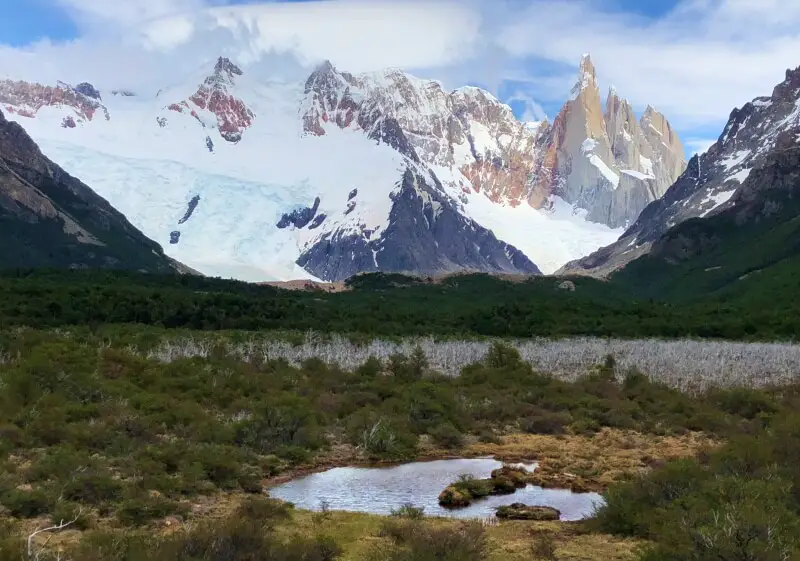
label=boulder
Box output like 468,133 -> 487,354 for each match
557,280 -> 576,291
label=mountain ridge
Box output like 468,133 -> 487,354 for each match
0,107 -> 185,272
0,54 -> 684,281
561,62 -> 800,277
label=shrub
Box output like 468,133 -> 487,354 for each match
50,501 -> 93,530
1,488 -> 53,518
477,430 -> 502,444
235,496 -> 292,529
373,520 -> 486,561
390,503 -> 425,519
429,423 -> 465,449
116,496 -> 186,526
484,342 -> 522,369
519,411 -> 571,435
63,471 -> 123,505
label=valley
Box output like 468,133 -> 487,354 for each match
3,3 -> 800,560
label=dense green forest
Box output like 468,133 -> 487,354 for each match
0,267 -> 797,340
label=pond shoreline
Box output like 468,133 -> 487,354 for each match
267,457 -> 602,520
263,429 -> 716,495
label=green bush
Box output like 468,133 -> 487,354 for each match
390,503 -> 425,519
373,520 -> 486,561
116,497 -> 186,526
428,423 -> 465,449
519,411 -> 571,435
1,488 -> 53,518
50,501 -> 93,531
63,471 -> 123,505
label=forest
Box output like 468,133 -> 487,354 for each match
0,267 -> 798,340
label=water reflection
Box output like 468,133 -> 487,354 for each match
269,458 -> 604,520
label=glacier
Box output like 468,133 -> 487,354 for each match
7,64 -> 625,280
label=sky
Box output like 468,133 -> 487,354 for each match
2,0 -> 800,156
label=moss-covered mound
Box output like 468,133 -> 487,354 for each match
438,466 -> 531,507
495,503 -> 560,521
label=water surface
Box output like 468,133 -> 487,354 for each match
269,458 -> 603,520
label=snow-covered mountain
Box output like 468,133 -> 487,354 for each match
561,63 -> 800,277
0,54 -> 682,281
527,55 -> 686,230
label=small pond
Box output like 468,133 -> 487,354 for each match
269,458 -> 604,520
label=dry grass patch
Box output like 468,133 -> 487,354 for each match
464,429 -> 718,491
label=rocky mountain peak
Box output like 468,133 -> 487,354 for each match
578,54 -> 597,81
0,79 -> 109,123
771,64 -> 800,101
164,55 -> 255,143
214,57 -> 243,80
527,55 -> 686,229
561,63 -> 800,277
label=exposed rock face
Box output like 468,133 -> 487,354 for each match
0,108 -> 178,271
303,57 -> 682,230
0,79 -> 110,122
301,62 -> 545,205
297,168 -> 541,281
75,82 -> 101,100
561,64 -> 800,276
166,57 -> 255,143
178,195 -> 201,225
528,55 -> 686,229
277,197 -> 322,229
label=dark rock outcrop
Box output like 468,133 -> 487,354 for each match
74,82 -> 101,100
298,169 -> 541,281
178,195 -> 200,225
277,197 -> 321,229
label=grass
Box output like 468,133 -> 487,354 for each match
9,503 -> 643,561
462,430 -> 718,491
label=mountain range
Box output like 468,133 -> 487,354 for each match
0,54 -> 686,281
562,62 -> 800,279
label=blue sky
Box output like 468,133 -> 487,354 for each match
1,0 -> 77,45
2,0 -> 798,157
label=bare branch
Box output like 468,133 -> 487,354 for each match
27,509 -> 82,561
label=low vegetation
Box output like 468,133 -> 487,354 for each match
146,332 -> 800,391
2,327 -> 800,559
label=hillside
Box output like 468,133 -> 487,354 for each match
0,108 -> 181,272
613,144 -> 800,305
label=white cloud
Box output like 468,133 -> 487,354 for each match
53,0 -> 207,32
494,0 -> 800,129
